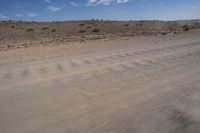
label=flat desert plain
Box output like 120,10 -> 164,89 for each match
0,20 -> 200,133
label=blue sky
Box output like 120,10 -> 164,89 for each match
0,0 -> 200,21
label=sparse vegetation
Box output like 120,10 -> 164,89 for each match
161,32 -> 168,35
26,28 -> 34,32
184,28 -> 189,31
124,24 -> 129,27
1,20 -> 200,51
92,28 -> 100,33
41,27 -> 49,30
79,23 -> 85,26
78,30 -> 86,33
173,31 -> 178,34
51,29 -> 57,32
11,25 -> 15,28
182,25 -> 190,31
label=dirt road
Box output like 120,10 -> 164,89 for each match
1,31 -> 200,133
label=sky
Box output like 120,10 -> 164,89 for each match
0,0 -> 200,21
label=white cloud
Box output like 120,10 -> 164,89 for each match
44,0 -> 52,3
88,0 -> 97,4
69,2 -> 80,6
87,0 -> 129,6
99,0 -> 114,5
47,6 -> 61,12
87,0 -> 112,6
117,0 -> 128,4
0,14 -> 9,19
26,12 -> 38,17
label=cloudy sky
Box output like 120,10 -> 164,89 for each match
0,0 -> 200,21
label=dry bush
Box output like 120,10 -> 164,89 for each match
26,28 -> 34,32
11,25 -> 15,28
41,27 -> 49,30
124,24 -> 129,27
51,29 -> 57,32
161,32 -> 168,35
173,31 -> 178,34
78,30 -> 86,33
92,28 -> 100,33
79,23 -> 85,26
182,25 -> 190,31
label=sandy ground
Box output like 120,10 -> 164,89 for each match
0,30 -> 200,133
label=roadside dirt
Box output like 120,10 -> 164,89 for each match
0,31 -> 200,133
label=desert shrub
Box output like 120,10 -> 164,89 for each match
7,44 -> 13,48
182,25 -> 190,31
79,23 -> 85,26
173,31 -> 179,34
86,26 -> 91,29
78,30 -> 86,33
11,25 -> 15,28
161,32 -> 167,35
51,29 -> 57,32
41,27 -> 49,30
92,28 -> 100,33
183,28 -> 189,31
124,24 -> 129,27
26,28 -> 34,32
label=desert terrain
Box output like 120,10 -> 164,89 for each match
0,20 -> 200,133
0,20 -> 200,51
